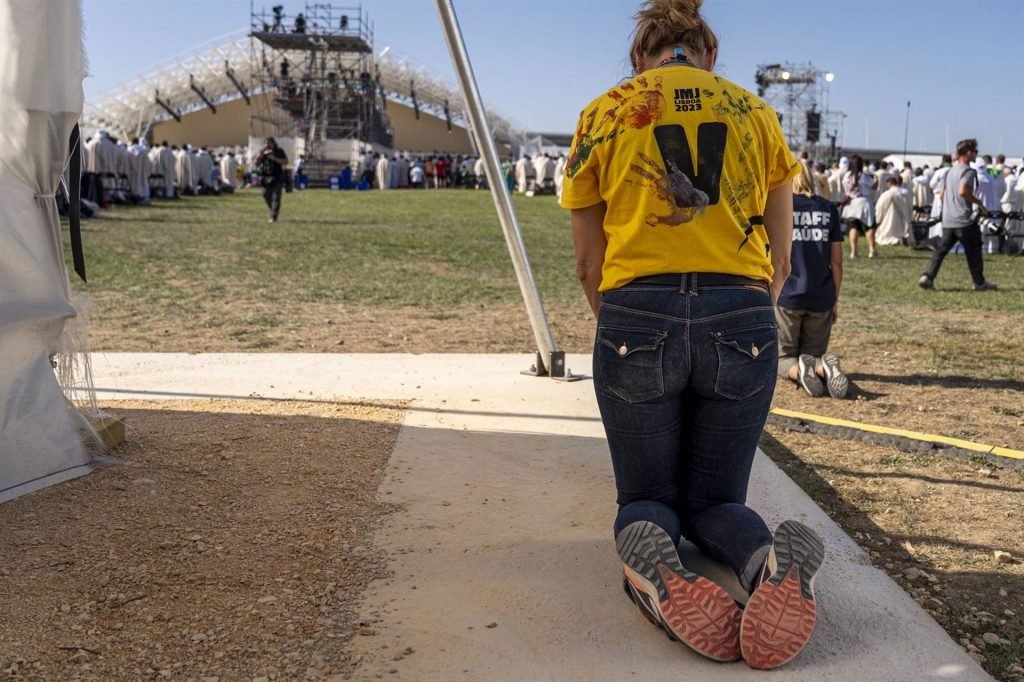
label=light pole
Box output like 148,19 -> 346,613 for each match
823,71 -> 834,159
902,101 -> 911,165
824,71 -> 834,118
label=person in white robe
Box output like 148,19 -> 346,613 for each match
973,160 -> 1000,211
375,154 -> 390,190
911,171 -> 934,241
187,146 -> 201,191
532,154 -> 547,187
174,146 -> 194,195
998,167 -> 1021,251
541,154 -> 556,191
828,158 -> 848,203
897,178 -> 913,243
158,142 -> 177,198
899,162 -> 913,191
195,147 -> 214,188
927,155 -> 953,241
871,163 -> 892,204
112,142 -> 132,202
971,160 -> 1003,254
514,155 -> 530,193
84,130 -> 116,175
874,177 -> 910,246
912,171 -> 933,214
147,145 -> 162,195
1004,167 -> 1024,252
473,157 -> 485,188
554,154 -> 566,200
220,153 -> 238,190
126,137 -> 150,200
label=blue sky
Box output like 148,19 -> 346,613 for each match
84,1 -> 1024,157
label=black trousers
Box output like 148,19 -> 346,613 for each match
262,181 -> 283,219
923,224 -> 985,285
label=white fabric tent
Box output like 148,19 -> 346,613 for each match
0,0 -> 92,503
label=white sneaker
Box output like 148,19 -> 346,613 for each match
820,353 -> 849,399
797,355 -> 825,397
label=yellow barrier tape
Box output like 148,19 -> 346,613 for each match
769,407 -> 1024,461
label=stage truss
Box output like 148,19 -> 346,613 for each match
755,62 -> 846,159
83,18 -> 522,153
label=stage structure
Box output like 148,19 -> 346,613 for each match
83,18 -> 523,174
249,3 -> 391,180
755,62 -> 846,159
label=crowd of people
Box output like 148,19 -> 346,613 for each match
77,130 -> 249,212
70,131 -> 581,229
803,150 -> 1024,259
349,149 -> 568,196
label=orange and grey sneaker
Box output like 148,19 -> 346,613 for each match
616,521 -> 742,662
740,520 -> 824,670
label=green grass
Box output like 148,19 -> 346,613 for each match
69,189 -> 1024,310
840,244 -> 1024,313
66,190 -> 581,313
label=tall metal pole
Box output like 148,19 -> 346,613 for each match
433,0 -> 558,374
902,101 -> 911,164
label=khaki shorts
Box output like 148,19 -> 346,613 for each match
775,306 -> 833,376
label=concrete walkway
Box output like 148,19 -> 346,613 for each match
91,353 -> 989,681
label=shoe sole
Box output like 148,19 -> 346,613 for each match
798,355 -> 825,397
820,353 -> 849,399
622,576 -> 665,631
617,521 -> 741,662
740,520 -> 824,670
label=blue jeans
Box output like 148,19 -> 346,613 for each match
594,273 -> 776,588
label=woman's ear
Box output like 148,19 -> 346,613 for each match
706,46 -> 718,71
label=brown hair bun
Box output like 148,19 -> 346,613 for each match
630,0 -> 718,73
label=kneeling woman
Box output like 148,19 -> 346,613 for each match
563,0 -> 825,670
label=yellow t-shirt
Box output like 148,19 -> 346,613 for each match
561,64 -> 799,290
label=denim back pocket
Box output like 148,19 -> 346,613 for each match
711,324 -> 778,400
596,326 -> 667,403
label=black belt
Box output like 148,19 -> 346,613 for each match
629,273 -> 767,289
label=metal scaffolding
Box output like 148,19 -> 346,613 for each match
249,2 -> 390,176
82,28 -> 522,152
755,62 -> 846,159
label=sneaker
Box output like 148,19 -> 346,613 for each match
820,353 -> 849,399
918,275 -> 933,289
973,281 -> 997,291
797,355 -> 825,397
740,520 -> 825,670
617,521 -> 742,661
622,576 -> 670,633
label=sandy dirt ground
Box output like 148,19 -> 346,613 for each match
0,399 -> 404,681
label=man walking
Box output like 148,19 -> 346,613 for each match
919,139 -> 996,291
257,137 -> 288,222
